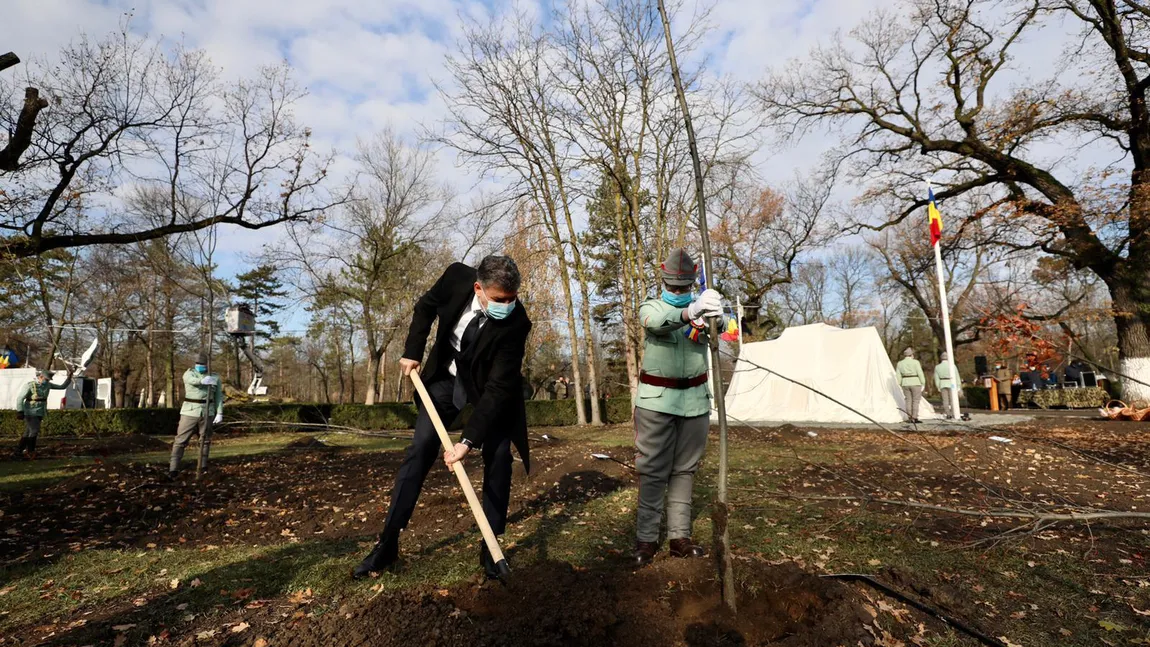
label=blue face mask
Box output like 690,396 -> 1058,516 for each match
662,289 -> 692,307
195,364 -> 207,374
482,289 -> 516,320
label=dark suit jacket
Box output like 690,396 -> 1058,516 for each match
402,263 -> 532,471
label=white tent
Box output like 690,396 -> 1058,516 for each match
720,323 -> 936,425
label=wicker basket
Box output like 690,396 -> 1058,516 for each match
1100,400 -> 1128,420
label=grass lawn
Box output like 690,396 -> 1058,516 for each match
2,423 -> 1147,646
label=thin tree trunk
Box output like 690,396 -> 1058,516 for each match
536,198 -> 588,425
365,346 -> 382,405
165,289 -> 175,408
613,185 -> 640,407
658,0 -> 735,613
552,171 -> 603,425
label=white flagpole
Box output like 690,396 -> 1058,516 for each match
736,298 -> 744,351
928,180 -> 962,419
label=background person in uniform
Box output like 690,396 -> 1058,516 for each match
631,248 -> 724,568
353,255 -> 531,581
994,362 -> 1012,410
13,368 -> 73,460
168,351 -> 223,479
896,348 -> 926,423
933,352 -> 960,419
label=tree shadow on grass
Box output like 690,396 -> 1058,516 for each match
29,537 -> 363,647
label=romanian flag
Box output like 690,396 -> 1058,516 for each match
927,188 -> 943,246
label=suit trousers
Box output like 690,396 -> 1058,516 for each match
634,407 -> 709,543
902,386 -> 923,420
382,378 -> 514,538
170,415 -> 207,472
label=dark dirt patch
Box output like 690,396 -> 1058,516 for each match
5,434 -> 172,460
265,559 -> 883,647
0,434 -> 631,565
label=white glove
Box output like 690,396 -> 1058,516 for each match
213,412 -> 223,425
200,375 -> 217,385
686,289 -> 723,320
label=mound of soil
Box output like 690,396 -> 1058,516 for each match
279,560 -> 880,647
283,435 -> 338,450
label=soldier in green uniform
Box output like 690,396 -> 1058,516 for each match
12,368 -> 73,460
933,352 -> 960,419
896,348 -> 926,423
168,351 -> 223,478
632,248 -> 724,567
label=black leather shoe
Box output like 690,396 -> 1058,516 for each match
480,543 -> 499,580
352,532 -> 399,579
669,538 -> 706,558
633,541 -> 658,568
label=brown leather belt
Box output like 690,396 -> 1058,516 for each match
185,398 -> 207,404
639,371 -> 708,389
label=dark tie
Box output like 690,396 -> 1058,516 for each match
453,312 -> 486,409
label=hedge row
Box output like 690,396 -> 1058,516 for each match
962,386 -> 991,410
0,398 -> 635,438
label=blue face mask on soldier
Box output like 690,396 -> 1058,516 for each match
481,288 -> 516,320
195,364 -> 207,374
661,289 -> 692,307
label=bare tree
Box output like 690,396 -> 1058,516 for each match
758,0 -> 1150,397
277,129 -> 450,405
0,26 -> 340,258
710,164 -> 832,340
440,11 -> 604,424
828,247 -> 876,329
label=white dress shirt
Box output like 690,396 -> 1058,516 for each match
448,294 -> 487,376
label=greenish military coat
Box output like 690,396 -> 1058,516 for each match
896,357 -> 925,387
933,362 -> 959,390
636,298 -> 711,417
15,376 -> 72,418
180,368 -> 223,417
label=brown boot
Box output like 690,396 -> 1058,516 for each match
668,538 -> 706,558
633,541 -> 658,568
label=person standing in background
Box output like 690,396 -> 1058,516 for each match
933,352 -> 960,419
168,351 -> 223,479
994,362 -> 1012,411
13,368 -> 73,460
896,348 -> 926,423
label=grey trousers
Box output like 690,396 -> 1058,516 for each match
902,386 -> 923,420
170,415 -> 207,472
939,387 -> 955,418
634,407 -> 709,543
23,416 -> 42,439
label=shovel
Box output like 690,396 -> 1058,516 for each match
409,371 -> 511,580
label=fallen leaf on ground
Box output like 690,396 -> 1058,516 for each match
1099,620 -> 1127,631
231,622 -> 249,633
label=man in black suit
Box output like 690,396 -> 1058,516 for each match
353,255 -> 532,580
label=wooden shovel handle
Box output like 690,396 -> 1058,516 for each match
409,371 -> 508,569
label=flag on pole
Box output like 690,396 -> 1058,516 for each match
927,188 -> 943,246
